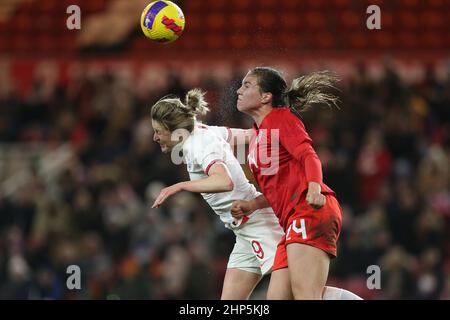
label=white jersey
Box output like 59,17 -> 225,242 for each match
182,124 -> 261,229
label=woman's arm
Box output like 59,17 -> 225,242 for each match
182,162 -> 233,193
151,162 -> 233,208
276,111 -> 326,209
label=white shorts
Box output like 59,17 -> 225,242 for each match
227,208 -> 284,275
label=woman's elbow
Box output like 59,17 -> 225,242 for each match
223,177 -> 234,192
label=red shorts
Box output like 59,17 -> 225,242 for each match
272,194 -> 342,271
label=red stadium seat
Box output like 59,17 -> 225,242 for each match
228,33 -> 250,49
278,32 -> 300,50
187,15 -> 202,33
13,13 -> 31,33
232,0 -> 251,11
397,32 -> 419,49
304,11 -> 327,31
229,13 -> 250,31
420,11 -> 445,29
38,0 -> 57,14
57,36 -> 78,52
347,33 -> 369,50
399,12 -> 419,30
206,13 -> 226,31
34,15 -> 53,33
401,0 -> 420,9
301,0 -> 325,10
429,0 -> 447,9
10,35 -> 33,53
340,11 -> 361,30
204,33 -> 226,49
381,12 -> 395,30
331,0 -> 352,9
259,0 -> 277,10
283,0 -> 301,10
35,34 -> 57,53
254,33 -> 275,50
184,0 -> 202,12
210,0 -> 227,11
373,32 -> 394,50
88,0 -> 108,13
421,32 -> 444,49
256,12 -> 276,30
361,0 -> 385,7
310,32 -> 335,50
279,11 -> 298,30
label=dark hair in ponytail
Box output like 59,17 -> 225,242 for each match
286,71 -> 340,117
249,67 -> 340,118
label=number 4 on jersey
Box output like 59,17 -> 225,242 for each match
286,218 -> 308,240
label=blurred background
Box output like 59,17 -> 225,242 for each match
0,0 -> 449,299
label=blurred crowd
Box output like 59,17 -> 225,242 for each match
0,60 -> 449,299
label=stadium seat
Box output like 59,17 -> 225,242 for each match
310,32 -> 335,50
420,11 -> 445,29
401,0 -> 420,9
421,33 -> 444,49
397,32 -> 419,49
229,13 -> 250,31
259,0 -> 278,10
206,13 -> 226,31
340,11 -> 361,30
304,11 -> 327,31
279,11 -> 298,30
256,12 -> 276,30
228,33 -> 250,49
210,0 -> 227,11
399,12 -> 419,30
374,33 -> 395,50
331,0 -> 352,9
347,33 -> 370,50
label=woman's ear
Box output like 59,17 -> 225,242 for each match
261,92 -> 272,104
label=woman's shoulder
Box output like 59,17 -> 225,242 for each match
271,107 -> 302,123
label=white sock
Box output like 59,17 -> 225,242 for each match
322,286 -> 363,300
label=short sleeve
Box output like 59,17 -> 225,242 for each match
206,125 -> 231,143
187,131 -> 227,174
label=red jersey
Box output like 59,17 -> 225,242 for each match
248,108 -> 335,229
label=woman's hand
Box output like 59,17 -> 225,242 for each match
231,200 -> 255,219
151,182 -> 185,208
306,182 -> 326,209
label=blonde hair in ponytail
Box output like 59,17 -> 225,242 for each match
184,88 -> 210,116
151,89 -> 209,132
286,71 -> 340,117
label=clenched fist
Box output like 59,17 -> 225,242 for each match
231,200 -> 255,219
306,181 -> 326,210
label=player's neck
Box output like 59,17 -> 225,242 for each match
251,105 -> 273,128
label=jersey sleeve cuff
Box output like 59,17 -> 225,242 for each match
204,159 -> 225,175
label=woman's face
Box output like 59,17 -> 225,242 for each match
236,73 -> 263,113
151,120 -> 179,153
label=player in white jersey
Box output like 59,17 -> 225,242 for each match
150,89 -> 283,299
150,89 -> 363,300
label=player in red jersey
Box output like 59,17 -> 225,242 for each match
231,67 -> 349,300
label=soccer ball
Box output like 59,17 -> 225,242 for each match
140,1 -> 185,43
